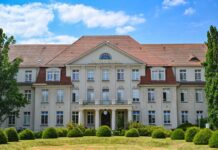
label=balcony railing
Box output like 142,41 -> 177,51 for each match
115,100 -> 128,104
83,100 -> 95,105
99,100 -> 112,105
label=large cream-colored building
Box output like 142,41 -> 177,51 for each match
0,36 -> 207,131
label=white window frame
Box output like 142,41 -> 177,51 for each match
41,89 -> 48,103
181,111 -> 188,123
148,110 -> 155,125
151,68 -> 165,81
87,112 -> 94,125
72,70 -> 79,81
195,69 -> 202,81
87,89 -> 95,101
117,69 -> 124,80
23,112 -> 30,126
25,70 -> 32,82
148,89 -> 155,102
72,111 -> 79,124
46,68 -> 60,81
56,111 -> 64,125
41,111 -> 48,125
132,69 -> 140,80
87,70 -> 94,81
117,89 -> 124,101
102,69 -> 109,81
132,111 -> 140,122
196,89 -> 203,103
102,89 -> 109,101
57,89 -> 64,103
163,88 -> 170,102
72,89 -> 79,102
163,110 -> 171,124
132,89 -> 140,102
196,110 -> 204,120
180,89 -> 188,102
24,90 -> 31,102
180,69 -> 187,81
8,112 -> 16,125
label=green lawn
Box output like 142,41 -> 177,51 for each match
0,137 -> 216,150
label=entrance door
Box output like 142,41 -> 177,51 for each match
101,111 -> 111,127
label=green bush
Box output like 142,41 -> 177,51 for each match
171,129 -> 185,140
67,127 -> 83,137
56,128 -> 68,137
177,123 -> 195,131
152,129 -> 166,139
209,130 -> 218,148
84,128 -> 96,136
193,128 -> 213,145
42,127 -> 58,139
112,130 -> 120,136
34,131 -> 42,139
0,129 -> 7,144
19,129 -> 35,140
164,129 -> 172,137
138,128 -> 150,136
96,125 -> 112,137
77,124 -> 86,134
120,130 -> 126,136
4,127 -> 19,142
125,128 -> 139,137
141,126 -> 165,136
128,122 -> 144,129
185,127 -> 200,142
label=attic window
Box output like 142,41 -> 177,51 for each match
189,56 -> 200,62
99,53 -> 112,60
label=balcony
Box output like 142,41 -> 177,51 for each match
115,100 -> 128,104
99,100 -> 112,105
83,100 -> 95,105
82,100 -> 129,105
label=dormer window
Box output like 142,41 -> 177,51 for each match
46,68 -> 60,81
151,68 -> 165,81
99,53 -> 112,60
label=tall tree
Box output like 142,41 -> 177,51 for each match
0,28 -> 28,125
204,25 -> 218,129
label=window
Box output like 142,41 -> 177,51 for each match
196,89 -> 203,102
41,89 -> 48,103
163,88 -> 170,102
46,70 -> 60,81
72,70 -> 79,81
24,90 -> 31,102
196,111 -> 203,120
180,69 -> 187,81
117,69 -> 124,80
132,89 -> 140,102
102,69 -> 109,81
180,90 -> 188,102
102,89 -> 109,101
56,111 -> 63,125
195,69 -> 201,81
148,111 -> 155,125
8,112 -> 15,125
117,89 -> 124,101
151,69 -> 165,80
72,89 -> 79,102
148,89 -> 155,102
163,111 -> 171,124
25,70 -> 32,82
87,70 -> 94,81
132,69 -> 139,80
181,111 -> 188,123
99,53 -> 112,60
23,112 -> 30,126
132,111 -> 140,122
72,111 -> 79,124
87,89 -> 94,101
87,112 -> 94,125
41,111 -> 48,125
57,89 -> 64,103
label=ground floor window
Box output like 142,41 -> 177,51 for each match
132,111 -> 140,122
72,111 -> 78,124
148,110 -> 155,125
181,111 -> 188,123
8,112 -> 15,125
56,111 -> 64,125
23,112 -> 30,126
163,110 -> 171,124
87,112 -> 94,125
41,111 -> 48,125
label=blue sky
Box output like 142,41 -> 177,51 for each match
0,0 -> 217,44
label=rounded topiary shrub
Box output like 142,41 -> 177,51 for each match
96,125 -> 111,137
185,127 -> 200,142
34,131 -> 42,139
42,127 -> 58,139
177,123 -> 195,131
193,128 -> 213,145
171,129 -> 185,140
67,127 -> 83,137
19,129 -> 35,140
152,129 -> 166,139
84,128 -> 96,136
209,130 -> 218,148
0,129 -> 8,144
56,128 -> 68,137
4,127 -> 19,142
125,128 -> 139,137
112,130 -> 120,136
138,128 -> 150,136
164,129 -> 172,137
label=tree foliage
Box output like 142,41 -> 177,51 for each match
0,28 -> 28,125
204,25 -> 218,129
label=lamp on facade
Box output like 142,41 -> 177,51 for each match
103,109 -> 108,115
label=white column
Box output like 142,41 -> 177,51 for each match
78,109 -> 84,125
128,109 -> 132,123
95,109 -> 99,129
111,109 -> 116,130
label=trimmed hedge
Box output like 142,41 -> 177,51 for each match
19,129 -> 35,140
128,122 -> 144,129
42,127 -> 58,139
34,131 -> 42,139
152,129 -> 166,139
171,129 -> 185,140
56,128 -> 68,137
164,129 -> 172,137
4,127 -> 19,142
125,128 -> 139,137
67,127 -> 83,137
96,126 -> 112,137
0,129 -> 7,144
185,127 -> 200,142
209,130 -> 218,148
177,123 -> 195,131
138,128 -> 150,136
84,128 -> 96,136
193,128 -> 213,145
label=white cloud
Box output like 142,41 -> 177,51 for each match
19,35 -> 78,44
184,7 -> 195,15
163,0 -> 186,8
53,3 -> 145,29
116,26 -> 135,34
0,3 -> 54,38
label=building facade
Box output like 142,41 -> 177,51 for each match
0,36 -> 207,131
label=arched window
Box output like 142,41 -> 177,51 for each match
99,53 -> 112,60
